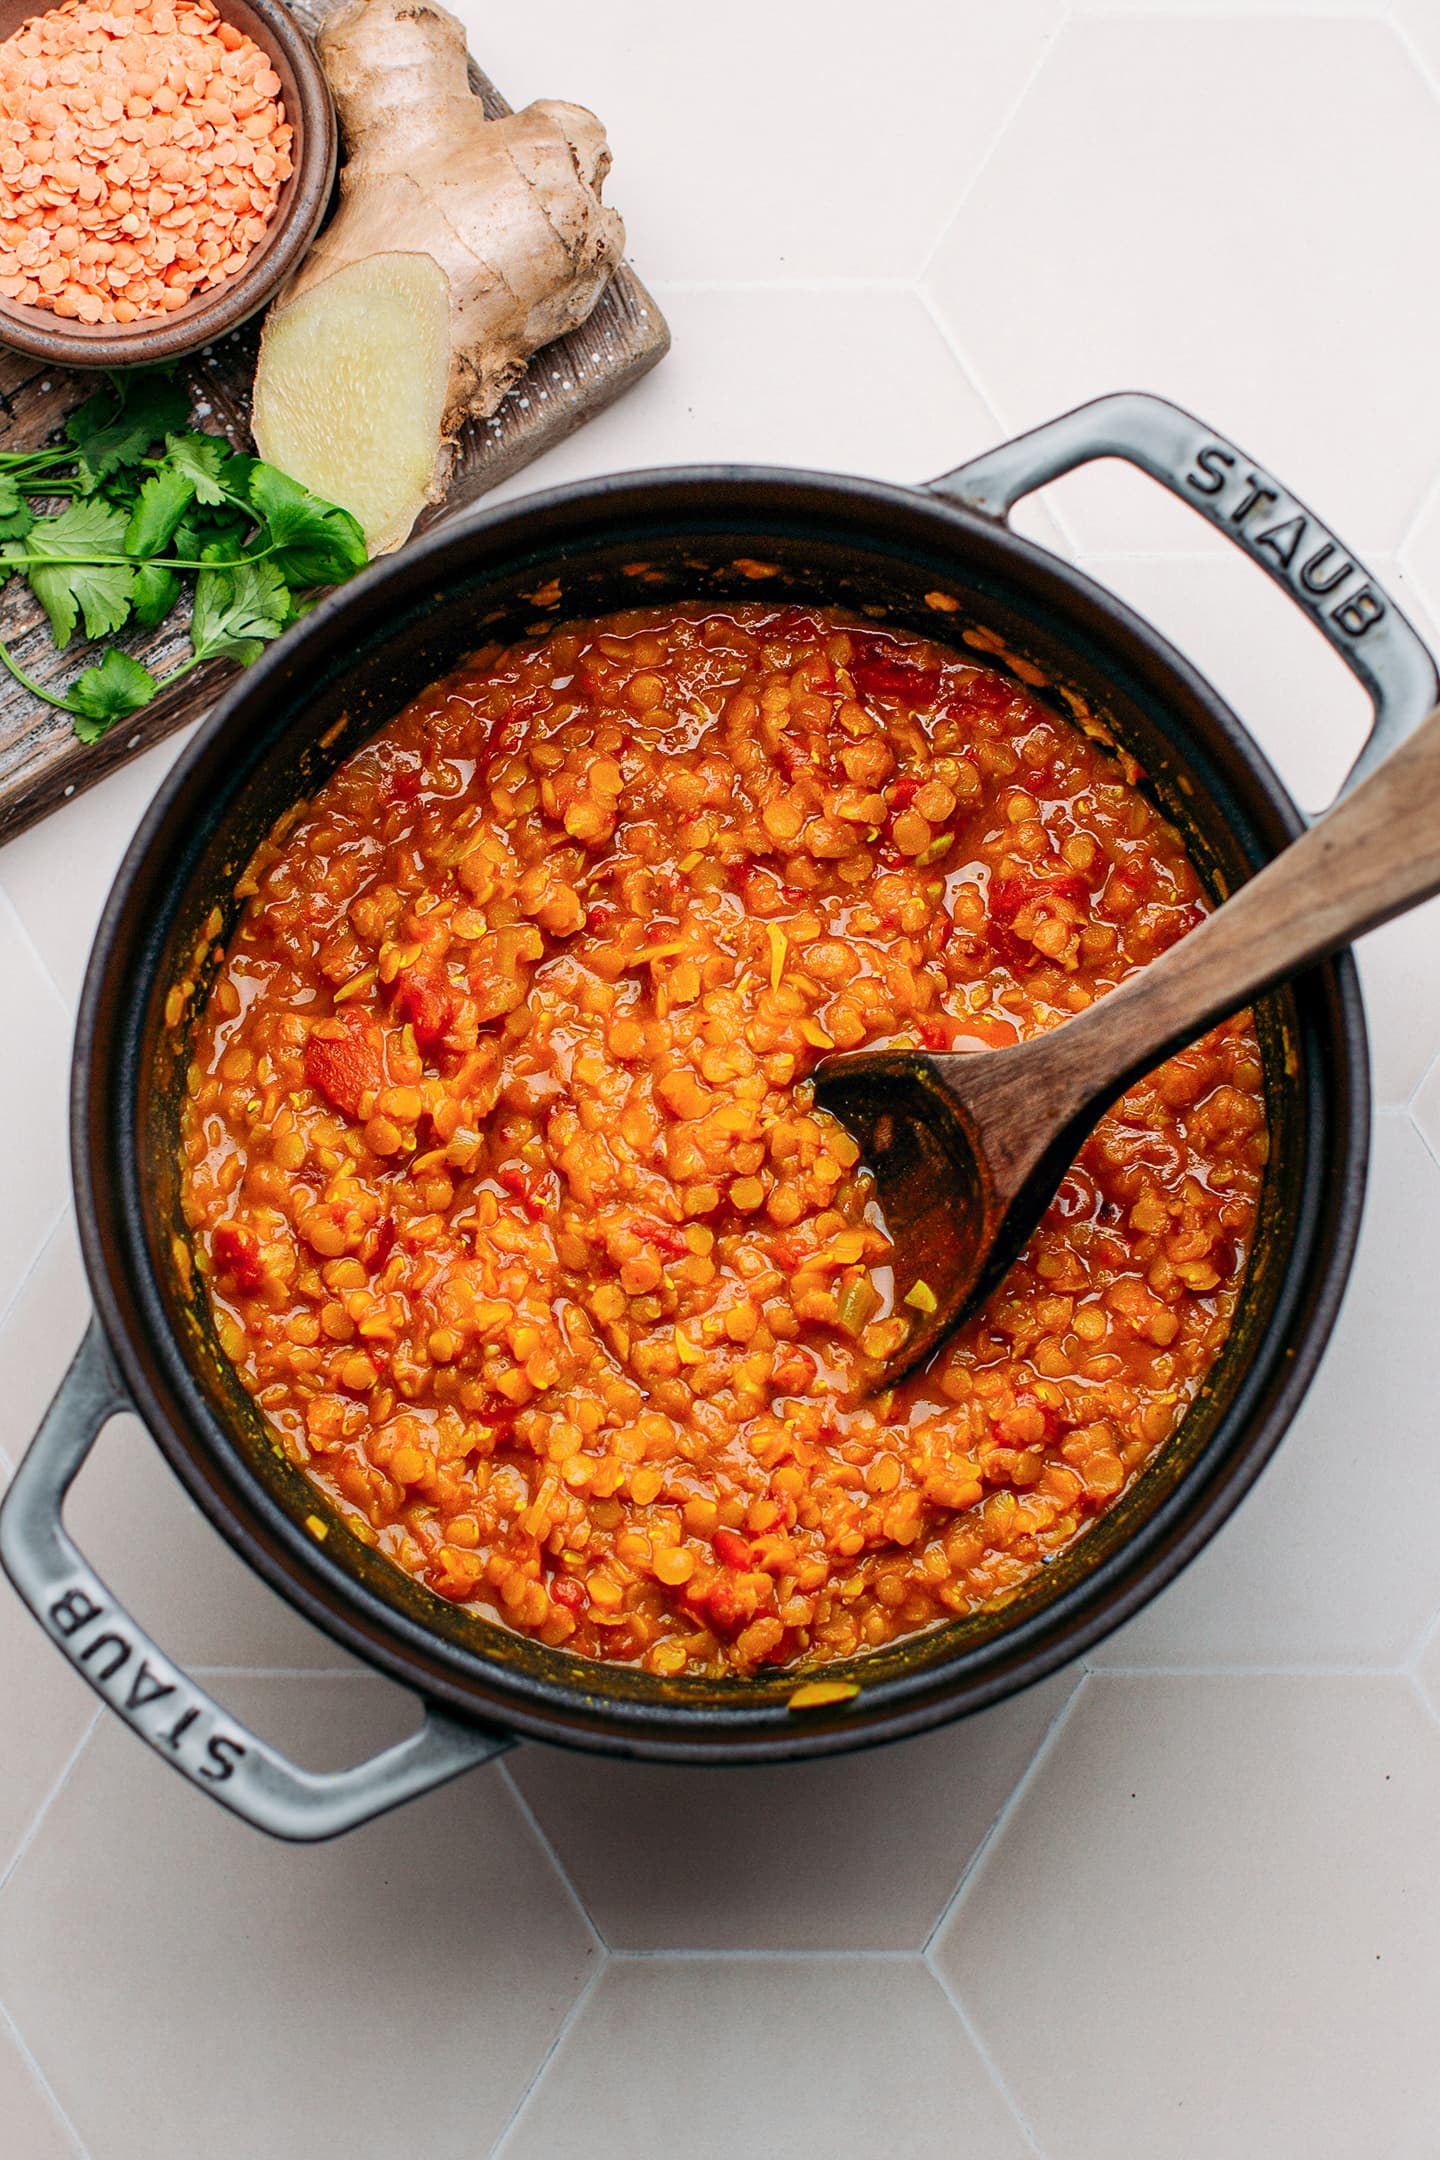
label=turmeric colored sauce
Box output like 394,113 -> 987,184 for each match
180,605 -> 1266,1677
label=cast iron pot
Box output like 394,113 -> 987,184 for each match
3,392 -> 1435,1841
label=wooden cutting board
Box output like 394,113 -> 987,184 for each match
0,0 -> 668,844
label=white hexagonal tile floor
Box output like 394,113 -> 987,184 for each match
0,2008 -> 79,2160
2,1 -> 1439,2153
934,1676 -> 1440,2160
500,1956 -> 1033,2160
926,13 -> 1440,557
0,1679 -> 599,2160
1086,1114 -> 1440,1671
509,1668 -> 1078,1952
479,0 -> 1065,286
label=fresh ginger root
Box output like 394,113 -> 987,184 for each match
251,0 -> 625,556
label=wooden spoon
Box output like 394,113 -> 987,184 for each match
815,699 -> 1440,1387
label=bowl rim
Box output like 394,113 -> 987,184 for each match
69,461 -> 1372,1761
0,0 -> 336,367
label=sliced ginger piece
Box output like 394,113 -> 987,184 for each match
251,252 -> 451,558
250,0 -> 627,558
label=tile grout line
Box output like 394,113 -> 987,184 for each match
488,1957 -> 608,2160
1384,6 -> 1440,115
1403,1607 -> 1440,1680
0,1708 -> 101,1902
605,1946 -> 920,1963
915,1678 -> 1096,2160
496,1759 -> 610,1955
1402,1045 -> 1440,1119
0,1202 -> 75,1353
914,17 -> 1067,290
910,283 -> 1086,562
0,879 -> 77,1027
1392,429 -> 1440,582
0,1997 -> 92,2160
928,1973 -> 1049,2160
1407,1088 -> 1440,1177
923,1670 -> 1091,1960
907,283 -> 1005,446
1401,1609 -> 1440,1727
1401,1666 -> 1440,1732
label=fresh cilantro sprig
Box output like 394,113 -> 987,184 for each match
0,370 -> 367,741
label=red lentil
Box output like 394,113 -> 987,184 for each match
179,604 -> 1267,1678
0,0 -> 291,323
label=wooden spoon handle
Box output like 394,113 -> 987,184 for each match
1039,698 -> 1440,1108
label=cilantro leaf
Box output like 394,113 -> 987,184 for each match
247,463 -> 367,588
2,406 -> 362,752
23,496 -> 130,556
35,558 -> 134,646
13,499 -> 133,646
69,649 -> 158,741
65,374 -> 189,488
190,557 -> 290,665
164,432 -> 230,505
126,464 -> 196,560
131,560 -> 180,627
220,450 -> 259,503
99,463 -> 144,511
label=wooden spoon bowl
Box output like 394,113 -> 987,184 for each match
0,0 -> 336,369
818,697 -> 1440,1386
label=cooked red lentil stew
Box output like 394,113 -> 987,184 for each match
179,603 -> 1267,1679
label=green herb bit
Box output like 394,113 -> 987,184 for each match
69,651 -> 163,741
0,369 -> 367,745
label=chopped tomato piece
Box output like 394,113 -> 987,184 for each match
304,1012 -> 384,1121
848,633 -> 941,702
1111,855 -> 1155,896
212,1221 -> 263,1292
713,1526 -> 754,1570
775,738 -> 817,780
989,870 -> 1089,924
638,1218 -> 690,1257
689,1564 -> 776,1636
497,1164 -> 548,1222
384,764 -> 424,802
391,966 -> 458,1055
551,1575 -> 587,1613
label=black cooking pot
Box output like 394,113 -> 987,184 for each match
3,392 -> 1433,1840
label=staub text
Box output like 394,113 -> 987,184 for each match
48,1583 -> 247,1783
1186,447 -> 1384,638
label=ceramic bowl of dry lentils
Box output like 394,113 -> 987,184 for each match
0,0 -> 335,365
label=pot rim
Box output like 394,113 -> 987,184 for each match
69,460 -> 1371,1761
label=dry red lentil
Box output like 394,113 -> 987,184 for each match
179,604 -> 1268,1678
0,0 -> 291,324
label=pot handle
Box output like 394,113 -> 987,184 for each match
0,1324 -> 513,1842
927,391 -> 1440,798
